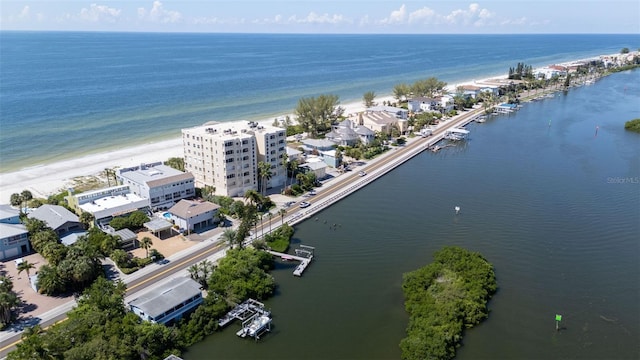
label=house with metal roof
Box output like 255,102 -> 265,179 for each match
128,277 -> 203,325
27,204 -> 82,237
168,199 -> 220,233
0,205 -> 30,260
117,162 -> 196,211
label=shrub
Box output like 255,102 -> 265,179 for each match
624,119 -> 640,133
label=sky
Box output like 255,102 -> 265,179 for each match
1,0 -> 639,34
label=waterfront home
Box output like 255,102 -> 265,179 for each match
407,97 -> 438,113
66,185 -> 151,228
358,110 -> 409,135
326,119 -> 375,146
27,204 -> 82,237
0,205 -> 30,260
117,162 -> 195,211
301,138 -> 336,153
167,199 -> 220,233
128,277 -> 203,325
365,105 -> 409,120
299,159 -> 328,180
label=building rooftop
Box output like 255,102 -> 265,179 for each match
79,193 -> 148,215
169,199 -> 220,219
118,163 -> 194,188
0,205 -> 19,222
0,223 -> 28,238
128,277 -> 202,319
60,231 -> 87,246
183,121 -> 283,140
28,204 -> 79,230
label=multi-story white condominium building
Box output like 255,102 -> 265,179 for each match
117,162 -> 195,211
182,121 -> 286,197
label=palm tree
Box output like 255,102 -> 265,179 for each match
278,208 -> 287,226
280,153 -> 289,190
187,264 -> 201,283
267,212 -> 273,234
79,212 -> 95,229
244,189 -> 261,209
140,237 -> 153,258
258,161 -> 273,195
17,260 -> 36,281
221,228 -> 237,249
0,276 -> 20,327
20,190 -> 33,210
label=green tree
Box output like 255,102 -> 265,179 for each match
294,94 -> 341,138
0,276 -> 20,329
393,83 -> 411,102
36,265 -> 66,295
278,208 -> 287,226
17,260 -> 36,281
280,152 -> 289,190
20,190 -> 33,212
110,249 -> 129,268
164,157 -> 185,171
363,91 -> 377,108
79,212 -> 95,229
222,228 -> 237,249
140,237 -> 153,258
9,193 -> 22,208
128,211 -> 150,228
258,161 -> 273,195
621,47 -> 630,54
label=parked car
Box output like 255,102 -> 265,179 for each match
299,201 -> 311,208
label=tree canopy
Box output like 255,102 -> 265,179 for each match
294,94 -> 342,138
400,246 -> 497,360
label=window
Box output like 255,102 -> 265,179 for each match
227,174 -> 235,179
225,158 -> 234,163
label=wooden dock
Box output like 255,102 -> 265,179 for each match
267,246 -> 314,276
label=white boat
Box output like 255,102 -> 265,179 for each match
247,315 -> 271,337
444,128 -> 470,141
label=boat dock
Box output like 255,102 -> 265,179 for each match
218,298 -> 270,328
236,312 -> 272,340
267,244 -> 315,276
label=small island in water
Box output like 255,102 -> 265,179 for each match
401,246 -> 497,360
624,119 -> 640,133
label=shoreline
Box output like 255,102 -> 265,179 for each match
0,52 -> 614,203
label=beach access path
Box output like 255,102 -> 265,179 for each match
0,104 -> 486,358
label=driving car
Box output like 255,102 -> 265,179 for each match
299,201 -> 311,208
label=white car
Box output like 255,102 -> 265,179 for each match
299,201 -> 311,208
358,171 -> 367,177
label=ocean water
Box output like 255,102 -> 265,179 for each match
0,32 -> 638,172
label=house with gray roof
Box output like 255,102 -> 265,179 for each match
168,199 -> 220,233
0,205 -> 30,260
28,204 -> 82,237
365,105 -> 409,119
128,277 -> 203,325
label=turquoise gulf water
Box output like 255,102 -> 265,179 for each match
184,70 -> 640,359
1,32 -> 639,172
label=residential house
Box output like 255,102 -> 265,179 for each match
299,159 -> 327,180
365,105 -> 409,120
359,110 -> 409,135
168,199 -> 220,233
408,97 -> 438,113
117,162 -> 195,211
128,277 -> 203,325
0,205 -> 30,260
27,204 -> 82,237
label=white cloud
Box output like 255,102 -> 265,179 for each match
408,7 -> 436,24
19,6 -> 31,19
380,4 -> 407,24
138,1 -> 182,24
288,12 -> 351,25
444,3 -> 494,26
79,4 -> 121,23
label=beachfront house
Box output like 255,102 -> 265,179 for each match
365,105 -> 409,120
66,185 -> 151,228
299,159 -> 327,180
359,110 -> 409,135
128,277 -> 203,325
117,162 -> 195,211
27,204 -> 82,237
167,199 -> 220,233
0,205 -> 30,260
408,97 -> 439,113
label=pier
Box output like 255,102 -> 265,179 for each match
267,244 -> 315,276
